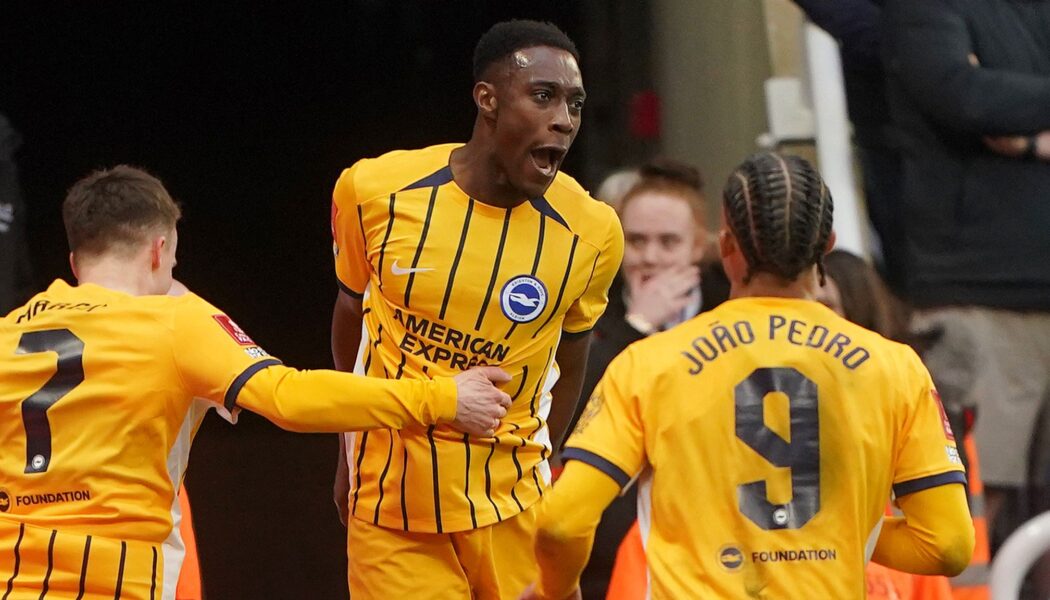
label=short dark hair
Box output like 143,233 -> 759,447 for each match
63,165 -> 181,259
473,19 -> 579,82
722,152 -> 833,283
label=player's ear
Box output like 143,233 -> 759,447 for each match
718,228 -> 736,259
474,81 -> 498,119
824,230 -> 837,254
68,253 -> 78,279
150,237 -> 166,270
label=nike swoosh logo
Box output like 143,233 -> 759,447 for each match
391,260 -> 434,276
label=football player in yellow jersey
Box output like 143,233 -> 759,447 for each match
522,153 -> 975,600
330,20 -> 623,600
0,165 -> 511,600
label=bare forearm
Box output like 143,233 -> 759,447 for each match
331,290 -> 364,522
332,291 -> 364,371
547,335 -> 591,449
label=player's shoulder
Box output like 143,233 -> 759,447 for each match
607,319 -> 691,379
544,171 -> 621,246
334,143 -> 460,207
789,302 -> 926,383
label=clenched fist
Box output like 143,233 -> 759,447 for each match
451,366 -> 513,437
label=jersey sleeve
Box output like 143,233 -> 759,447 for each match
563,207 -> 624,336
561,345 -> 645,489
171,295 -> 459,432
891,347 -> 967,497
331,162 -> 371,298
171,295 -> 283,411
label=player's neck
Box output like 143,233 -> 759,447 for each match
729,268 -> 822,302
76,258 -> 157,297
451,139 -> 528,209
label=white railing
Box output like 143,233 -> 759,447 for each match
989,510 -> 1050,599
760,20 -> 867,259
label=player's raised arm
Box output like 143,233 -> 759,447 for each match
172,298 -> 511,435
233,362 -> 511,435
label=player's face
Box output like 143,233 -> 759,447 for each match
621,191 -> 703,286
493,46 -> 585,199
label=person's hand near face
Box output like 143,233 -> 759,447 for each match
620,189 -> 705,333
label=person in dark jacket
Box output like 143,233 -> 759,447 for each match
883,2 -> 1050,593
789,0 -> 910,293
568,159 -> 726,599
0,113 -> 33,315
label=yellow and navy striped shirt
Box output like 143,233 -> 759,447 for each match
332,143 -> 623,532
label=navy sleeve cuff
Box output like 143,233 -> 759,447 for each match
337,280 -> 364,299
893,470 -> 967,497
224,359 -> 282,411
562,327 -> 593,342
562,447 -> 632,488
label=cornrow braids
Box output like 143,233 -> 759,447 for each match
722,152 -> 834,284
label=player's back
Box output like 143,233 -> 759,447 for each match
569,297 -> 963,599
0,280 -> 216,598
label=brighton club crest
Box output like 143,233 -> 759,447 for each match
500,275 -> 548,323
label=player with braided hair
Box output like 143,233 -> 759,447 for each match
521,152 -> 974,600
722,153 -> 833,286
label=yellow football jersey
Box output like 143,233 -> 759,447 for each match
564,297 -> 965,599
332,143 -> 623,533
0,280 -> 279,599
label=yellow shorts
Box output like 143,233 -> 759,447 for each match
347,503 -> 538,600
0,520 -> 162,600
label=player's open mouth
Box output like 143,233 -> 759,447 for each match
530,146 -> 566,178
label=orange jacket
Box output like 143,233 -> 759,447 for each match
949,435 -> 989,600
177,486 -> 203,600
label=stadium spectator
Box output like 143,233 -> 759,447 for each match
593,168 -> 640,212
523,152 -> 973,600
572,158 -> 714,598
0,113 -> 34,315
883,2 -> 1050,594
818,250 -> 907,342
787,0 -> 907,293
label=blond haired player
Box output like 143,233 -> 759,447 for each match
0,165 -> 510,599
523,153 -> 974,599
